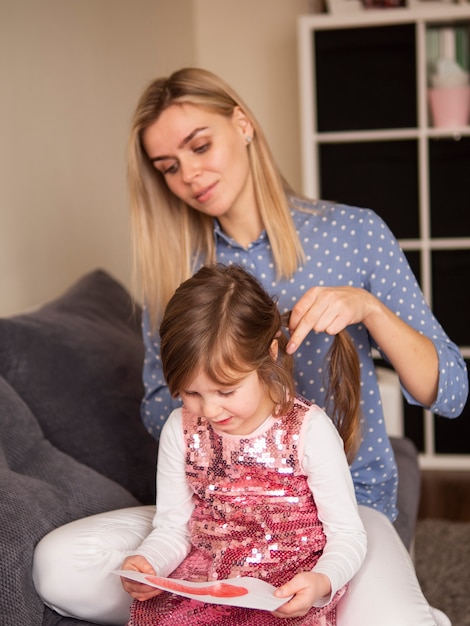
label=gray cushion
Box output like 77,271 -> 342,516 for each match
0,269 -> 157,504
391,436 -> 421,550
0,376 -> 139,626
0,270 -> 158,626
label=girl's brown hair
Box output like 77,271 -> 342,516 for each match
128,67 -> 305,327
160,264 -> 361,461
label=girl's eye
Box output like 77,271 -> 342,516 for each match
219,390 -> 235,397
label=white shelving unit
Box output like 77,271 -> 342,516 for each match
297,5 -> 470,469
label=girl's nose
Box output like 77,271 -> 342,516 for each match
202,399 -> 221,419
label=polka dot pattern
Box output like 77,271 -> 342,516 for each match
141,199 -> 468,522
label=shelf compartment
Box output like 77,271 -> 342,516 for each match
318,139 -> 419,239
429,137 -> 470,238
314,23 -> 417,132
432,249 -> 470,346
434,381 -> 470,454
403,249 -> 422,288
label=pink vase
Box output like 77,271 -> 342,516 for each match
428,86 -> 470,128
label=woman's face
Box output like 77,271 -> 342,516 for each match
142,103 -> 256,222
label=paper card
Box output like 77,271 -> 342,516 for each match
113,570 -> 292,611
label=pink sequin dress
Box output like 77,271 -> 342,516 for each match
128,396 -> 346,625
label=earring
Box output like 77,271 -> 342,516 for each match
245,135 -> 252,145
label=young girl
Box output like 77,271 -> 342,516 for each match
120,263 -> 367,626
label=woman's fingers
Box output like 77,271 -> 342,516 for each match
287,286 -> 368,353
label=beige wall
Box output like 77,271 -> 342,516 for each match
0,0 -> 313,316
193,0 -> 311,190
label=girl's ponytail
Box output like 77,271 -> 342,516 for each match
325,331 -> 362,463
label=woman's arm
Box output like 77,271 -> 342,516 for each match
361,290 -> 438,406
286,209 -> 467,416
287,285 -> 438,407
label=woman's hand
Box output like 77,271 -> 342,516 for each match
286,286 -> 375,354
271,571 -> 331,619
120,555 -> 163,601
286,285 -> 438,407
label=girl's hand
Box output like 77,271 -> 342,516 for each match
286,286 -> 375,354
271,571 -> 331,619
120,555 -> 163,601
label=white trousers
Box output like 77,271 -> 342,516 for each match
32,505 -> 441,626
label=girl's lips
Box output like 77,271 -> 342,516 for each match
213,416 -> 233,426
194,182 -> 217,203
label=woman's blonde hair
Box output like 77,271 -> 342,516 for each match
128,67 -> 304,327
160,264 -> 362,462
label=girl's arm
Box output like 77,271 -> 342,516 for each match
301,406 -> 367,597
275,405 -> 367,617
127,409 -> 194,576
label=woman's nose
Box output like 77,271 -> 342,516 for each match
180,158 -> 200,183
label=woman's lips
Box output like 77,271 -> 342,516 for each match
194,182 -> 217,203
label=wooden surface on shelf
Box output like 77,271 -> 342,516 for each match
299,3 -> 470,29
418,469 -> 470,521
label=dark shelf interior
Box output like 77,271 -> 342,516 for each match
429,137 -> 470,238
434,383 -> 470,454
432,249 -> 470,346
319,139 -> 419,239
314,23 -> 417,132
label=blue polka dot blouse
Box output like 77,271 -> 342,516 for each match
141,198 -> 468,521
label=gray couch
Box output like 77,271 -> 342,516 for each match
0,269 -> 419,626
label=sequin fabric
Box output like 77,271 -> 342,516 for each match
128,396 -> 346,625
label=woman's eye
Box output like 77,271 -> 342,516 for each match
162,162 -> 178,175
194,142 -> 210,154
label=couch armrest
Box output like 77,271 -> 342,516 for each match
391,436 -> 421,550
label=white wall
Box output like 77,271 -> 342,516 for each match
193,0 -> 311,191
0,0 -> 314,316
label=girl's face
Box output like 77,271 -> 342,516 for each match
180,368 -> 274,436
142,103 -> 257,227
